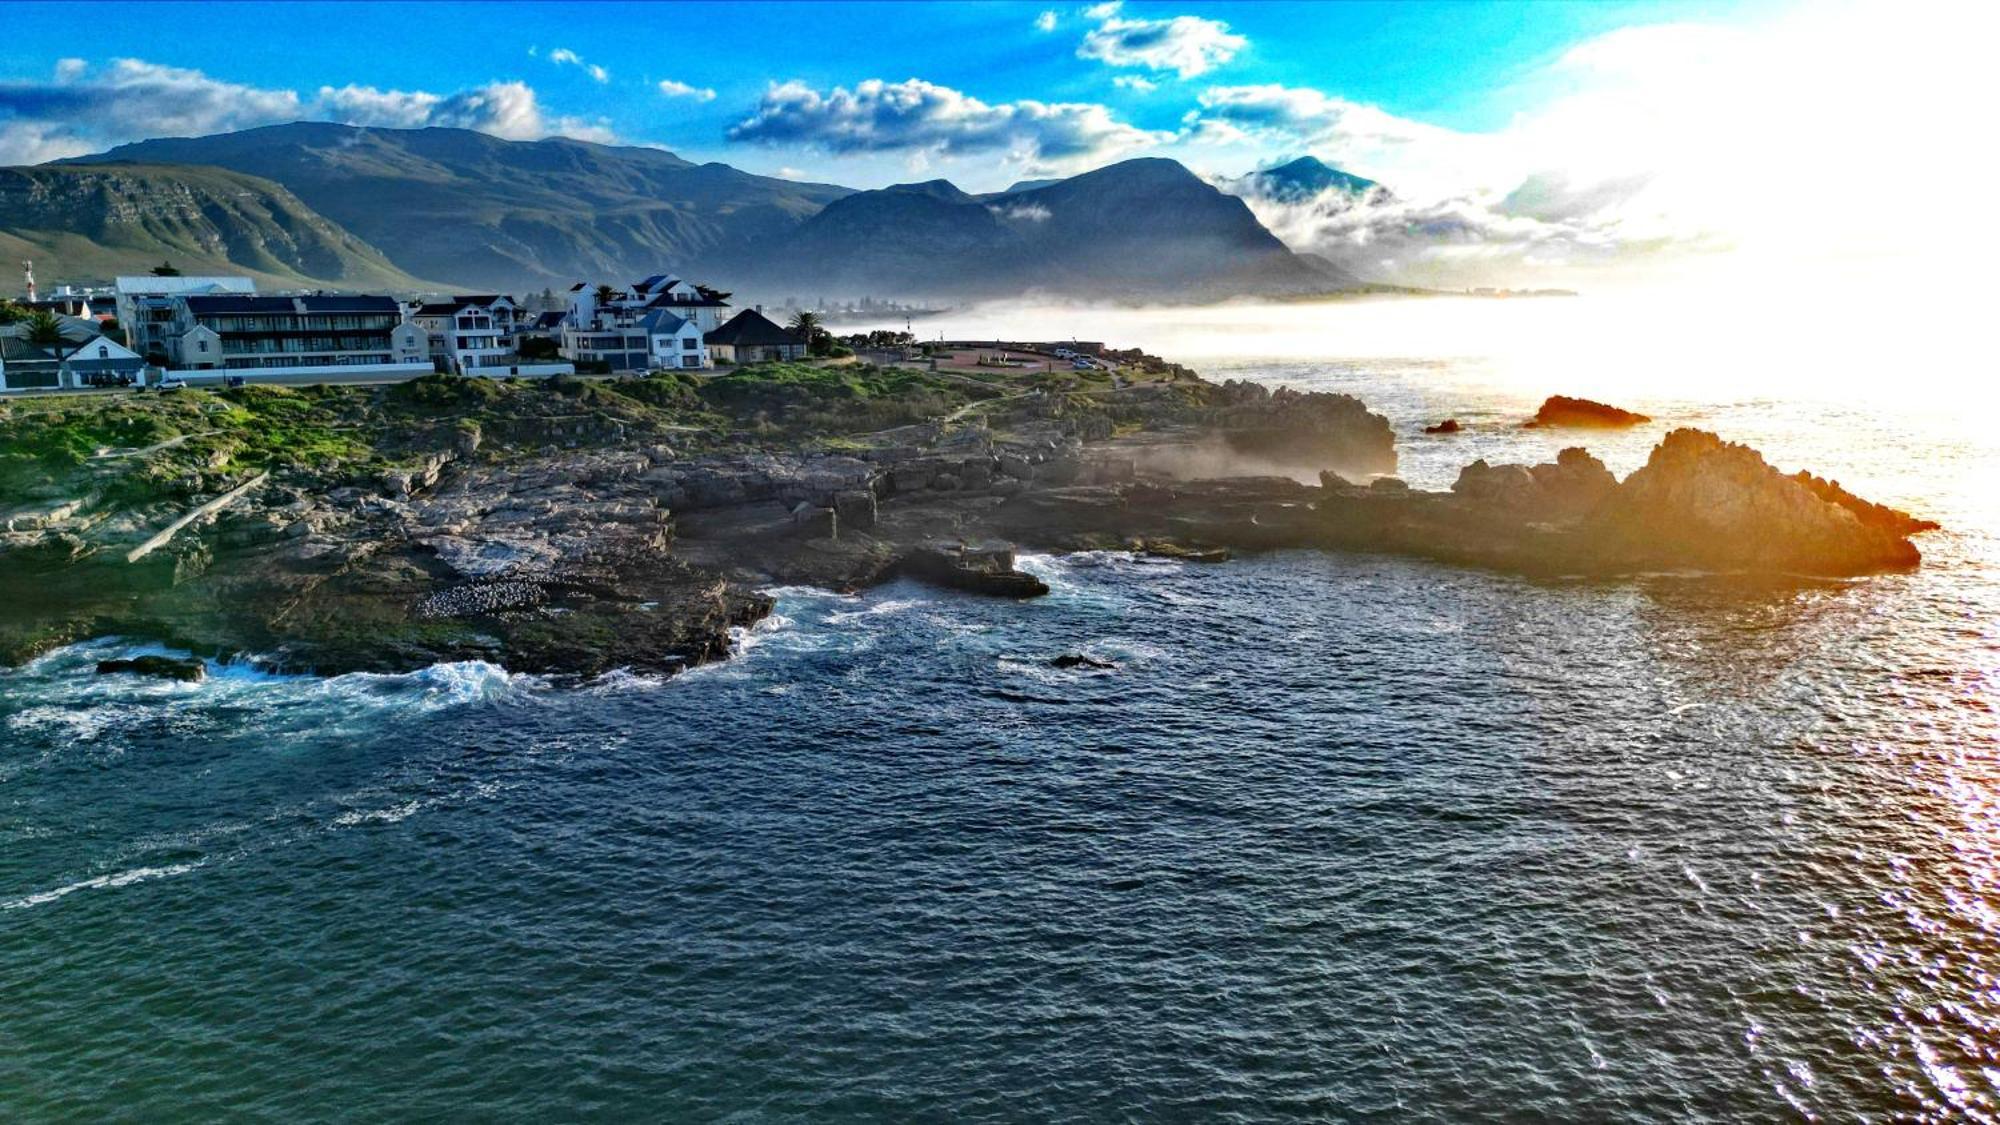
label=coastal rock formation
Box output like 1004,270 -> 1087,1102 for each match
1423,419 -> 1462,434
1530,395 -> 1652,428
900,544 -> 1050,598
1587,428 -> 1921,572
0,365 -> 1933,681
1204,380 -> 1398,477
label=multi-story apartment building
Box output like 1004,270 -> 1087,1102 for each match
114,276 -> 257,363
410,295 -> 519,374
165,294 -> 430,379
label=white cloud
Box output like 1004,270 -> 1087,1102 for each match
544,47 -> 609,83
1082,2 -> 1122,19
727,77 -> 1169,171
0,58 -> 615,164
1034,10 -> 1058,32
318,80 -> 615,142
1190,4 -> 2000,287
0,58 -> 303,162
988,201 -> 1052,222
1078,10 -> 1245,78
657,78 -> 717,102
1112,75 -> 1157,93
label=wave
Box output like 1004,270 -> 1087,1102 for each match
330,800 -> 423,828
2,861 -> 203,911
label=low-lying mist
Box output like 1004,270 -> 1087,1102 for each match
1118,436 -> 1370,487
836,281 -> 1993,421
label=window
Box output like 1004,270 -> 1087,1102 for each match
682,338 -> 697,350
197,340 -> 209,353
98,345 -> 110,358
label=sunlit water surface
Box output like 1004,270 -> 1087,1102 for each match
4,296 -> 1996,1120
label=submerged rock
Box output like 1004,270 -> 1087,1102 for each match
1050,653 -> 1117,670
1423,419 -> 1462,434
1530,395 -> 1652,428
96,655 -> 205,682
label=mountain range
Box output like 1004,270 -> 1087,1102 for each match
8,123 -> 1378,300
1226,155 -> 1387,203
0,163 -> 443,291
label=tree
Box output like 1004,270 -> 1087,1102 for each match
150,260 -> 182,277
24,310 -> 64,346
593,284 -> 619,307
0,300 -> 24,325
788,310 -> 821,336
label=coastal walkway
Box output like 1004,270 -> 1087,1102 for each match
124,472 -> 269,564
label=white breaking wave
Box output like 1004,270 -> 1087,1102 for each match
331,800 -> 423,828
2,861 -> 203,911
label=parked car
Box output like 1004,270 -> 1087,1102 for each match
225,376 -> 246,389
157,378 -> 189,392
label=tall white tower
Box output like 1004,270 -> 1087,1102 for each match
22,260 -> 35,303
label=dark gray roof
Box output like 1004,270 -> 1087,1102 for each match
185,295 -> 298,315
298,295 -> 400,313
0,336 -> 58,362
704,309 -> 802,348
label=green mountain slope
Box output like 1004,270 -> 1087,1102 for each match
0,164 -> 444,290
66,123 -> 854,292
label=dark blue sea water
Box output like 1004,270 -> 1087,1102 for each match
4,351 -> 1997,1120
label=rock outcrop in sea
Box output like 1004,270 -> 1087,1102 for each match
1530,395 -> 1652,427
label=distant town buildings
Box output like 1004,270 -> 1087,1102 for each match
3,264 -> 812,393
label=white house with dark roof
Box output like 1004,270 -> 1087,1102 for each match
62,335 -> 147,387
410,295 -> 517,374
0,315 -> 130,392
559,273 -> 728,372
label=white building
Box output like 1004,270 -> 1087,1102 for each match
557,273 -> 730,373
411,295 -> 517,374
114,276 -> 257,363
0,319 -> 144,392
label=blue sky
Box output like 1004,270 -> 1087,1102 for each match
16,0 -> 1970,290
0,0 -> 1782,188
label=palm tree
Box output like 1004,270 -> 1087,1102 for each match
788,310 -> 820,336
24,310 -> 63,346
593,284 -> 619,306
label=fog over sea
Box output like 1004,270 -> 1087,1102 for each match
4,291 -> 1996,1120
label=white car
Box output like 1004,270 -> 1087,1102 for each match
157,378 -> 189,392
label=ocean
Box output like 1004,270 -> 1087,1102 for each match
4,295 -> 1996,1120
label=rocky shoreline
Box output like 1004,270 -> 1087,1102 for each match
0,366 -> 1936,681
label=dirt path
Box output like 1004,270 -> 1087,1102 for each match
125,473 -> 269,563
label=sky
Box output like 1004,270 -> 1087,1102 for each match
2,0 -> 1993,288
